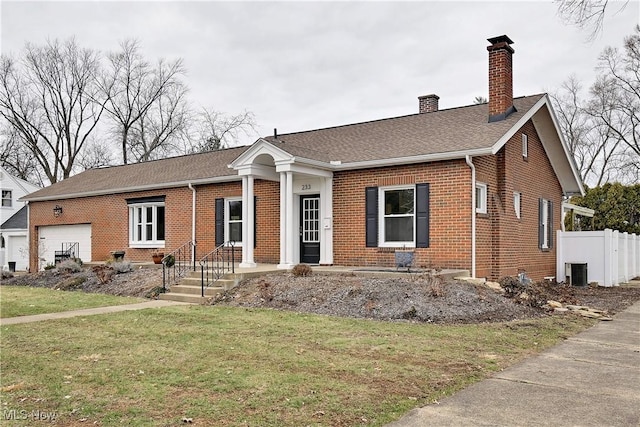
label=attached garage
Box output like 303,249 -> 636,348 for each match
7,235 -> 28,271
38,224 -> 92,269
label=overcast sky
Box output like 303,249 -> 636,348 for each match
1,1 -> 639,147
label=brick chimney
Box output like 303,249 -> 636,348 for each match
487,35 -> 516,122
418,94 -> 439,113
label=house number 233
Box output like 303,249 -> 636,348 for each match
301,184 -> 312,190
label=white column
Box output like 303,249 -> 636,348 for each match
283,171 -> 295,268
240,175 -> 256,268
319,176 -> 333,265
278,172 -> 287,268
277,171 -> 295,269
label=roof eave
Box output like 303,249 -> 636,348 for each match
21,175 -> 241,202
332,148 -> 492,171
491,95 -> 584,196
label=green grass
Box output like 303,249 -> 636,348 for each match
0,304 -> 595,426
0,286 -> 144,318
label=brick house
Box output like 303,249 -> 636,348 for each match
22,35 -> 583,281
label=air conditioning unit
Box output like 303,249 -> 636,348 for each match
565,263 -> 588,286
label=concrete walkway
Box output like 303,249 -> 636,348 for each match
0,300 -> 191,326
387,300 -> 640,427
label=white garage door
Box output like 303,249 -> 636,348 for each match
7,235 -> 28,271
39,224 -> 92,268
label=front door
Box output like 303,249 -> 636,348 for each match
300,195 -> 320,264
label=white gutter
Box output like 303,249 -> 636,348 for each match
465,155 -> 476,278
332,148 -> 491,171
188,183 -> 196,264
22,175 -> 241,202
25,201 -> 30,272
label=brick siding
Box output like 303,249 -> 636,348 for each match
29,121 -> 562,279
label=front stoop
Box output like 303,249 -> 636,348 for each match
159,271 -> 237,304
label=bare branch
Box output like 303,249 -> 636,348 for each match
555,0 -> 630,41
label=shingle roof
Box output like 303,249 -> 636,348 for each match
1,205 -> 27,229
264,95 -> 544,163
23,94 -> 546,201
23,146 -> 249,201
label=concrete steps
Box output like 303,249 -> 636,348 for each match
159,269 -> 238,304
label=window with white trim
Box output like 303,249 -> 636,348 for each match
539,198 -> 554,250
514,191 -> 521,219
379,186 -> 415,246
522,133 -> 528,158
541,199 -> 548,248
1,190 -> 12,207
129,202 -> 165,247
226,198 -> 243,244
476,182 -> 487,214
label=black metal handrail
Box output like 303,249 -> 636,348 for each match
199,241 -> 236,297
162,241 -> 196,291
55,242 -> 79,264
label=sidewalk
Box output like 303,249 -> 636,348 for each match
387,300 -> 640,427
0,300 -> 191,326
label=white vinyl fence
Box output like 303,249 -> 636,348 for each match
557,229 -> 640,287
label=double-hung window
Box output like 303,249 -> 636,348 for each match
216,197 -> 249,246
379,186 -> 415,247
366,183 -> 429,249
128,197 -> 165,248
1,190 -> 12,207
539,198 -> 553,250
226,198 -> 243,244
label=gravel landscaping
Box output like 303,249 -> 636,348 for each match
3,265 -> 640,324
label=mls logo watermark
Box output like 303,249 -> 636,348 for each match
2,409 -> 58,422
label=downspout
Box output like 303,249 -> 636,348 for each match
465,155 -> 476,278
188,183 -> 196,265
25,201 -> 30,272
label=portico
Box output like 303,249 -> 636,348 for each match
229,139 -> 333,269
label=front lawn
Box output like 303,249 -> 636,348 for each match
0,304 -> 594,426
0,286 -> 144,318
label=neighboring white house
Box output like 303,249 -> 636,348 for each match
0,166 -> 40,271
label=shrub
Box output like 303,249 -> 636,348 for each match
92,265 -> 114,284
44,263 -> 56,270
145,286 -> 166,299
164,254 -> 175,268
111,261 -> 133,274
292,263 -> 313,277
56,275 -> 87,291
56,259 -> 83,273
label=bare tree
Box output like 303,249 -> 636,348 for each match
550,76 -> 622,185
552,26 -> 640,185
0,125 -> 43,185
473,96 -> 488,104
101,40 -> 187,164
128,81 -> 189,162
186,109 -> 257,153
556,0 -> 631,40
77,139 -> 115,170
0,38 -> 106,184
589,25 -> 640,182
